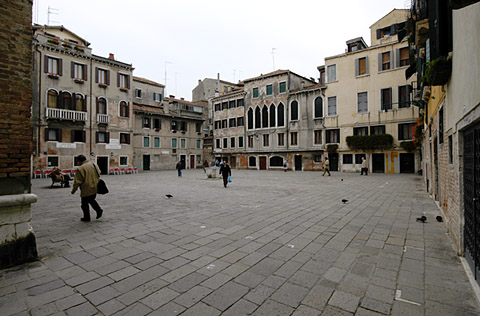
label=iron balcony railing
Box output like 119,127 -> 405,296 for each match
46,108 -> 87,121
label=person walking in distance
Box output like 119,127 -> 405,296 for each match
71,155 -> 103,222
322,157 -> 331,176
219,160 -> 231,188
176,160 -> 183,177
361,157 -> 368,175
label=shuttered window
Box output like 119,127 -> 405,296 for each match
357,92 -> 368,113
355,57 -> 368,76
327,97 -> 337,116
290,101 -> 298,121
381,88 -> 392,111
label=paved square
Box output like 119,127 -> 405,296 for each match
1,170 -> 479,315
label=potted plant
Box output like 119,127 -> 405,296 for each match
47,38 -> 59,45
74,46 -> 84,52
62,43 -> 72,49
422,57 -> 452,86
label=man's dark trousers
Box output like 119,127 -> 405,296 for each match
81,194 -> 103,220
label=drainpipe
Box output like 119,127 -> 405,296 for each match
89,57 -> 93,157
34,44 -> 42,167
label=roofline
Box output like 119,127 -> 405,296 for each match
33,24 -> 91,47
244,69 -> 316,85
324,37 -> 408,61
369,9 -> 409,28
133,76 -> 165,87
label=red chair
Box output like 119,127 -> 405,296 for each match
109,168 -> 115,175
133,167 -> 138,174
43,170 -> 52,178
127,167 -> 133,174
33,170 -> 42,179
61,170 -> 71,177
70,169 -> 76,177
120,168 -> 125,175
114,167 -> 120,175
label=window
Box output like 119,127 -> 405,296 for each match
398,47 -> 410,67
153,92 -> 162,102
266,84 -> 273,96
355,57 -> 368,76
181,138 -> 186,149
223,138 -> 227,148
216,138 -> 220,149
71,130 -> 85,143
172,138 -> 177,148
47,156 -> 59,167
96,68 -> 109,85
439,107 -> 444,144
72,62 -> 86,80
370,125 -> 386,135
171,120 -> 178,131
62,92 -> 72,110
229,118 -> 236,128
237,99 -> 244,107
222,119 -> 227,129
154,118 -> 161,130
73,156 -> 82,167
449,135 -> 453,164
135,89 -> 142,98
247,108 -> 254,130
46,56 -> 62,75
180,121 -> 187,132
327,97 -> 337,116
398,123 -> 415,140
355,154 -> 366,164
196,122 -> 202,133
231,137 -> 236,148
379,51 -> 392,71
119,101 -> 129,117
154,137 -> 160,148
229,100 -> 236,109
357,92 -> 368,113
255,107 -> 261,129
197,139 -> 202,149
314,130 -> 322,145
248,135 -> 254,148
239,136 -> 244,148
290,132 -> 298,146
120,156 -> 128,166
278,103 -> 285,126
327,64 -> 336,82
143,136 -> 150,147
290,101 -> 299,121
354,127 -> 368,136
249,156 -> 256,167
237,117 -> 244,127
381,88 -> 392,111
326,129 -> 340,143
47,89 -> 58,108
97,97 -> 107,114
343,154 -> 353,164
74,94 -> 86,112
118,73 -> 130,89
279,82 -> 286,93
96,131 -> 109,143
270,105 -> 276,127
253,87 -> 259,98
120,133 -> 130,144
270,156 -> 283,167
314,155 -> 322,163
314,97 -> 323,118
222,102 -> 228,110
262,105 -> 268,127
398,85 -> 410,108
45,128 -> 61,141
215,103 -> 221,111
278,133 -> 285,146
143,117 -> 151,128
214,121 -> 221,130
263,134 -> 269,147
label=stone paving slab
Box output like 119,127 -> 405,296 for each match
1,170 -> 480,315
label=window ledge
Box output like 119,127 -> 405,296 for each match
98,83 -> 108,88
120,88 -> 128,92
74,79 -> 84,84
48,73 -> 59,79
355,74 -> 370,78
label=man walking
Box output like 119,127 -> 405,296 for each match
219,160 -> 231,188
322,157 -> 331,176
361,157 -> 368,175
71,155 -> 104,222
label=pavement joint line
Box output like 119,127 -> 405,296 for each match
403,246 -> 424,252
461,257 -> 480,307
394,290 -> 422,306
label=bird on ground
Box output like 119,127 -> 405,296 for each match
436,216 -> 443,222
341,179 -> 344,181
416,216 -> 427,222
342,199 -> 348,204
165,194 -> 173,198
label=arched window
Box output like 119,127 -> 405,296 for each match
47,89 -> 58,108
249,156 -> 257,167
270,104 -> 276,127
262,105 -> 268,128
97,97 -> 107,114
290,101 -> 298,121
62,91 -> 72,110
270,156 -> 283,167
314,97 -> 323,118
247,108 -> 254,130
119,101 -> 129,117
74,93 -> 85,111
278,103 -> 285,126
255,106 -> 261,129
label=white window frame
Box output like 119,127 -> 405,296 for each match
47,56 -> 59,75
279,81 -> 287,94
290,132 -> 298,147
180,138 -> 186,149
327,64 -> 337,82
119,73 -> 128,89
143,136 -> 150,148
47,155 -> 59,167
73,62 -> 86,80
135,88 -> 142,99
153,136 -> 160,148
327,96 -> 337,116
153,92 -> 162,102
357,91 -> 368,114
248,156 -> 257,168
119,155 -> 128,166
238,136 -> 244,148
196,139 -> 201,149
263,134 -> 270,147
172,138 -> 178,149
266,84 -> 273,96
97,68 -> 108,85
314,130 -> 323,145
313,97 -> 323,119
119,100 -> 129,118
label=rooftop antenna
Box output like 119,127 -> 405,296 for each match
271,48 -> 277,71
33,0 -> 39,24
47,6 -> 59,25
233,69 -> 236,83
164,61 -> 172,95
175,72 -> 180,97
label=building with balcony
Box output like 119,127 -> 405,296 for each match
32,25 -> 134,174
133,77 -> 206,170
323,9 -> 419,174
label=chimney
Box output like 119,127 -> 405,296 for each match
169,95 -> 175,99
108,53 -> 115,60
180,97 -> 184,101
301,81 -> 305,89
198,79 -> 201,84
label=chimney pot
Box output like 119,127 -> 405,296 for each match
169,95 -> 175,98
180,97 -> 184,100
108,53 -> 115,60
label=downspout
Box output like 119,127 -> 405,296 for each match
34,44 -> 42,165
286,72 -> 290,152
89,57 -> 93,157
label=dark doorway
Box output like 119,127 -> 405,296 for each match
434,138 -> 439,201
372,153 -> 385,173
143,155 -> 150,171
190,155 -> 195,169
400,153 -> 415,173
464,123 -> 480,287
328,153 -> 339,171
230,157 -> 236,168
180,155 -> 186,169
96,156 -> 108,175
294,155 -> 302,171
259,157 -> 267,170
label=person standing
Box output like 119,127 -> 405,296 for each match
361,157 -> 368,175
322,157 -> 331,176
283,161 -> 288,172
219,160 -> 231,188
71,155 -> 103,222
176,161 -> 183,177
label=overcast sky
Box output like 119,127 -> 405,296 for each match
33,0 -> 410,100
